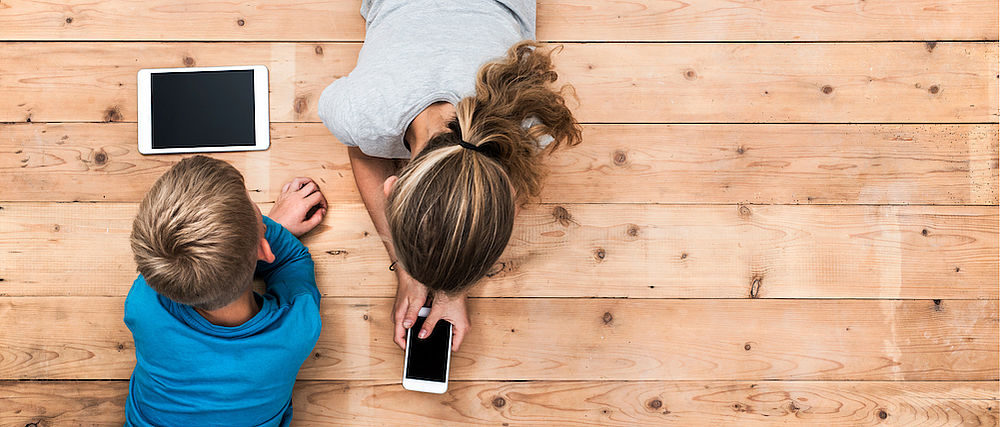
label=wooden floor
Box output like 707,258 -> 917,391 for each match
1,1 -> 998,425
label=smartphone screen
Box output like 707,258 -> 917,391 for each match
405,316 -> 452,382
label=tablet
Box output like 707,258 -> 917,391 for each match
137,65 -> 269,155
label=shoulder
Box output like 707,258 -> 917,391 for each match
317,76 -> 360,147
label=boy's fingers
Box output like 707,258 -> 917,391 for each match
297,182 -> 318,196
286,177 -> 310,192
282,182 -> 290,193
304,191 -> 324,207
304,207 -> 325,228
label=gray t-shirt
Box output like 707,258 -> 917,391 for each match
317,0 -> 536,159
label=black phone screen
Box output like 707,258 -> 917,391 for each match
405,316 -> 452,382
150,70 -> 256,149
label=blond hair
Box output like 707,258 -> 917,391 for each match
386,41 -> 583,294
130,155 -> 260,310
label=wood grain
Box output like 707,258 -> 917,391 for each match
1,42 -> 996,123
0,0 -> 996,42
1,297 -> 996,381
3,123 -> 997,204
3,380 -> 997,426
1,203 -> 995,299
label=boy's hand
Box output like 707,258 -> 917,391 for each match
269,177 -> 328,237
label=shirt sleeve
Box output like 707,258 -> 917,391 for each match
256,216 -> 321,303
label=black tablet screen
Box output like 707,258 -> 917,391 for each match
405,316 -> 451,382
151,70 -> 256,149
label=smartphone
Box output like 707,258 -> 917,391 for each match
402,307 -> 452,394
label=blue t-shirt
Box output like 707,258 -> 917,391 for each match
124,216 -> 322,426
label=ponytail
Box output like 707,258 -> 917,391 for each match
455,40 -> 582,201
386,41 -> 582,294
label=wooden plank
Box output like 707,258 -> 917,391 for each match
0,0 -> 996,42
2,380 -> 997,426
1,203 -> 996,299
1,42 -> 996,123
0,297 -> 995,381
3,123 -> 997,205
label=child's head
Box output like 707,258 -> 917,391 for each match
130,155 -> 262,310
384,41 -> 582,294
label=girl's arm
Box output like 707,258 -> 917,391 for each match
348,147 -> 471,352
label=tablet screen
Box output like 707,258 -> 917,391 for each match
150,70 -> 256,149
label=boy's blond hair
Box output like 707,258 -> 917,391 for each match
130,155 -> 260,310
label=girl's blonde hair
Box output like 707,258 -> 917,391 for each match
386,41 -> 582,294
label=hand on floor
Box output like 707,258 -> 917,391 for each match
269,177 -> 328,237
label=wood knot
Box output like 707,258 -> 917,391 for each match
593,248 -> 606,261
921,229 -> 929,236
117,343 -> 125,351
293,96 -> 308,114
236,18 -> 246,26
925,41 -> 937,52
625,224 -> 639,238
94,150 -> 108,165
821,85 -> 834,94
182,56 -> 195,67
736,145 -> 745,155
314,45 -> 324,55
738,205 -> 752,218
680,252 -> 688,260
683,68 -> 697,80
65,17 -> 73,24
602,311 -> 613,325
552,206 -> 574,227
103,106 -> 123,122
648,399 -> 662,409
928,85 -> 940,94
744,343 -> 752,351
749,276 -> 762,298
613,150 -> 628,166
313,352 -> 322,359
878,409 -> 888,419
492,396 -> 506,408
325,249 -> 348,256
362,314 -> 369,321
732,403 -> 747,412
485,261 -> 507,278
52,224 -> 60,232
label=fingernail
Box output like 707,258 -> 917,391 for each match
403,321 -> 412,328
418,330 -> 428,339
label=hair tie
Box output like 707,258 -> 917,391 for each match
458,140 -> 499,158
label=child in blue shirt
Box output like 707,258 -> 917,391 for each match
124,156 -> 329,426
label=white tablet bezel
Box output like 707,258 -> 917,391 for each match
137,65 -> 270,155
402,307 -> 451,394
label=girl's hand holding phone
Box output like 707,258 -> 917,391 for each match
392,268 -> 470,352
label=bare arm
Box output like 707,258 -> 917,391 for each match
347,146 -> 397,256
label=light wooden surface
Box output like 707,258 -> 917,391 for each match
3,123 -> 997,204
2,297 -> 996,380
3,381 -> 997,426
2,203 -> 997,299
1,42 -> 998,123
0,0 -> 996,41
1,0 -> 997,426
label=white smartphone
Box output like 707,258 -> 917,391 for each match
137,65 -> 270,155
402,307 -> 452,394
